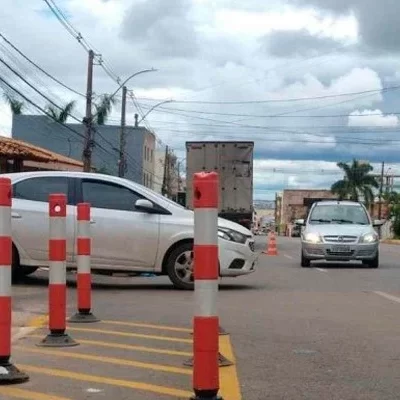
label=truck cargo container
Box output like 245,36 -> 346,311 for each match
186,141 -> 254,230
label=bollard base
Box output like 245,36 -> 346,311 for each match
183,352 -> 234,367
0,362 -> 29,385
68,311 -> 100,323
37,332 -> 79,347
191,326 -> 229,336
190,391 -> 223,400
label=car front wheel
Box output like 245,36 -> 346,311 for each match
166,242 -> 195,290
301,250 -> 311,268
364,251 -> 379,268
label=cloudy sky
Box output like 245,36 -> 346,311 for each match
1,0 -> 400,199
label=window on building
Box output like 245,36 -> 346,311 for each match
150,149 -> 153,162
144,146 -> 147,161
14,177 -> 69,203
81,179 -> 143,212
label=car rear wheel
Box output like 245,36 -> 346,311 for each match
364,251 -> 379,268
166,242 -> 195,290
301,250 -> 311,268
11,244 -> 38,281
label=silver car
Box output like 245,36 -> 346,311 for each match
297,200 -> 383,268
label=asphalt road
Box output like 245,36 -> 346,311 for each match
4,236 -> 400,399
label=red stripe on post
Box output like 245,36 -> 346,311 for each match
77,238 -> 90,256
193,172 -> 219,209
49,240 -> 66,262
0,178 -> 11,207
0,237 -> 12,265
194,245 -> 218,280
0,296 -> 11,357
77,203 -> 90,221
49,284 -> 66,331
77,273 -> 91,311
193,316 -> 219,391
49,194 -> 67,217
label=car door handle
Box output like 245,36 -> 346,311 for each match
11,212 -> 21,219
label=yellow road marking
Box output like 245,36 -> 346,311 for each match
219,336 -> 242,400
18,364 -> 193,398
67,326 -> 192,343
100,320 -> 192,333
28,334 -> 192,357
27,315 -> 47,328
0,387 -> 70,400
15,346 -> 191,376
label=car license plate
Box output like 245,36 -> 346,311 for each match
331,245 -> 350,253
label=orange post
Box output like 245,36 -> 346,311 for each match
263,231 -> 278,256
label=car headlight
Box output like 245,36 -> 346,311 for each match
218,227 -> 248,244
303,232 -> 322,244
360,232 -> 378,243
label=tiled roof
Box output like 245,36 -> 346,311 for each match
0,135 -> 83,167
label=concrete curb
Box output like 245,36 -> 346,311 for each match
11,314 -> 47,344
381,239 -> 400,245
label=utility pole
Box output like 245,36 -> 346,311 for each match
82,50 -> 95,172
118,86 -> 127,177
162,145 -> 169,197
378,161 -> 385,220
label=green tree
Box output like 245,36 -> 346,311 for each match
46,100 -> 76,123
94,94 -> 115,125
331,159 -> 379,207
3,93 -> 24,115
383,191 -> 400,237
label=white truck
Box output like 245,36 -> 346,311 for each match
185,141 -> 254,230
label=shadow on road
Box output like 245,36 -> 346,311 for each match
311,262 -> 372,269
13,274 -> 262,292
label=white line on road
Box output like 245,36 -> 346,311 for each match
374,291 -> 400,304
284,254 -> 294,260
315,268 -> 328,272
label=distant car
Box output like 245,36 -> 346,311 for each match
291,224 -> 301,237
297,200 -> 383,268
3,171 -> 258,290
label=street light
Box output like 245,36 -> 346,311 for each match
136,99 -> 173,125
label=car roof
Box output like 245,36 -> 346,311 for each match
313,200 -> 363,206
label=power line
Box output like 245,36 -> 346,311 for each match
133,85 -> 400,105
0,33 -> 85,98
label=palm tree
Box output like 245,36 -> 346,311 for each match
46,100 -> 76,123
94,94 -> 115,125
331,159 -> 379,206
3,93 -> 24,115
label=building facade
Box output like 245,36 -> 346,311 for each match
11,115 -> 156,188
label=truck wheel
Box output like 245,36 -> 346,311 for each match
166,242 -> 195,290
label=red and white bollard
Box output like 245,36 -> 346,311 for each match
69,203 -> 99,323
0,177 -> 29,384
191,171 -> 222,400
38,193 -> 78,347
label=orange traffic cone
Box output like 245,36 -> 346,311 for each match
263,231 -> 278,256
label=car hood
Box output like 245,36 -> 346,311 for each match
305,224 -> 374,237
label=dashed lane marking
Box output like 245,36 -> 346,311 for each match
0,387 -> 70,400
315,268 -> 328,272
17,364 -> 193,399
374,291 -> 400,304
283,254 -> 294,260
66,326 -> 193,343
219,335 -> 242,400
15,346 -> 191,376
100,320 -> 192,333
28,334 -> 192,357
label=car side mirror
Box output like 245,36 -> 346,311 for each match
373,219 -> 384,227
295,219 -> 305,226
135,199 -> 155,212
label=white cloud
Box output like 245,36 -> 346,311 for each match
348,109 -> 399,127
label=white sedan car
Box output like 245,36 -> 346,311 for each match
4,171 -> 258,290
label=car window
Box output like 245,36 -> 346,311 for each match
309,205 -> 370,225
13,177 -> 69,203
81,179 -> 144,212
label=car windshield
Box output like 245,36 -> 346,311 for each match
309,204 -> 370,225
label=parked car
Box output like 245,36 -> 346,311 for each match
291,224 -> 301,237
296,200 -> 383,268
4,171 -> 258,290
